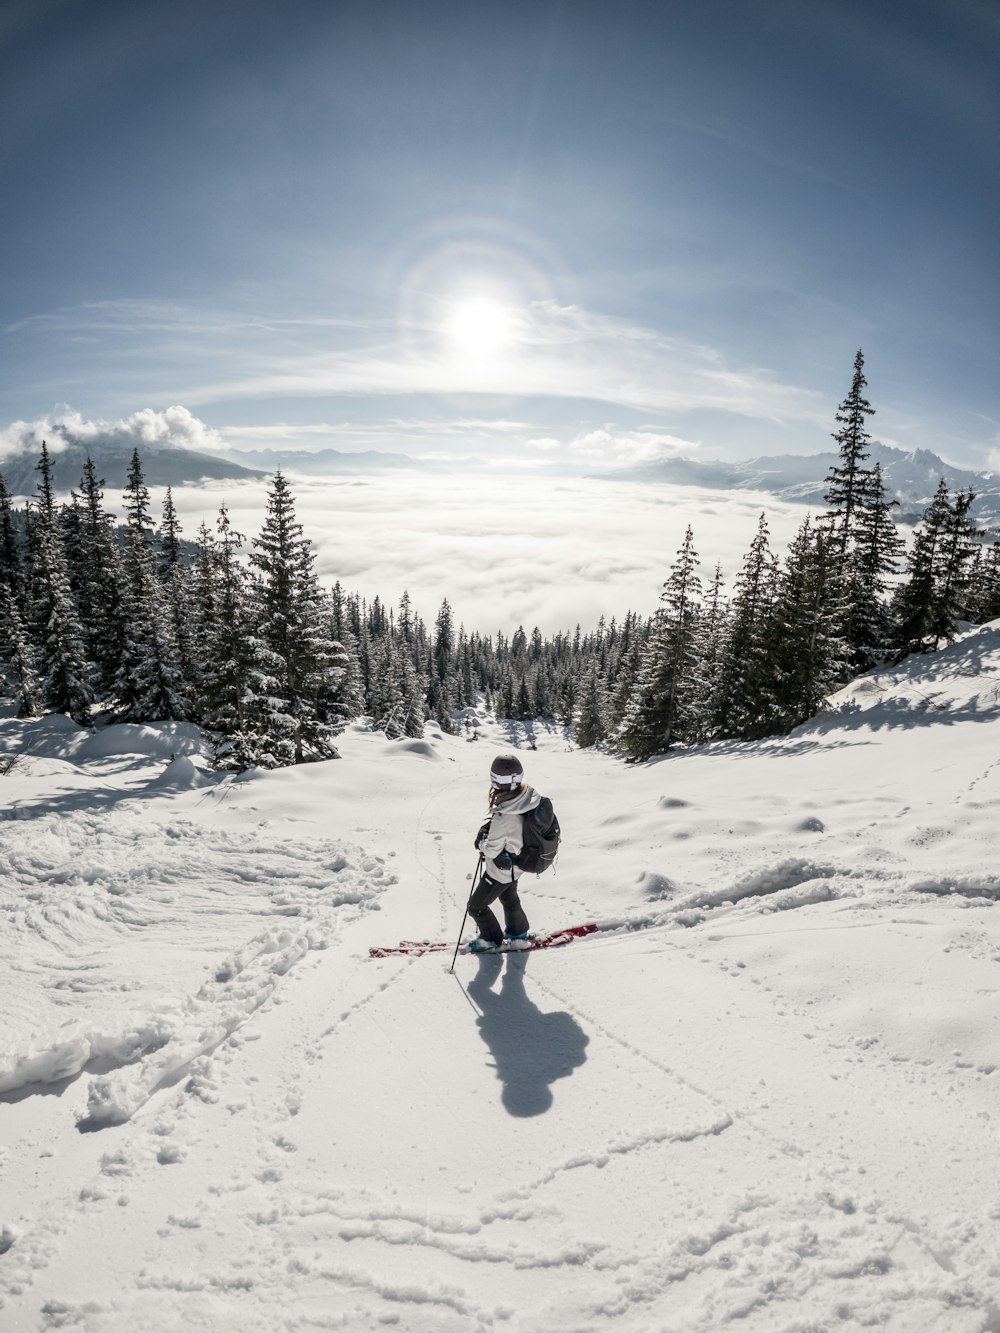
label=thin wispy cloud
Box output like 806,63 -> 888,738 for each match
218,417 -> 539,446
8,297 -> 830,434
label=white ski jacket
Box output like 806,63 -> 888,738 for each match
477,784 -> 543,883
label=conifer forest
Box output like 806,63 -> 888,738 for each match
2,352 -> 1000,769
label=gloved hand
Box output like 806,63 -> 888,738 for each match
474,820 -> 490,851
494,850 -> 514,870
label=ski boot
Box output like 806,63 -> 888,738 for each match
468,936 -> 501,954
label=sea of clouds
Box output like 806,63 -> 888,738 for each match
0,404 -> 812,634
163,472 -> 809,635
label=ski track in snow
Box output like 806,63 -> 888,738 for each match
0,812 -> 393,1120
4,634 -> 1000,1330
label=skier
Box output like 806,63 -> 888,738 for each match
468,753 -> 539,952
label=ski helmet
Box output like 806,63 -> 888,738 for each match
490,754 -> 524,790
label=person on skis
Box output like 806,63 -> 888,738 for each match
468,753 -> 539,953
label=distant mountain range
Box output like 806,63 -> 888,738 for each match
606,442 -> 1000,529
5,434 -> 997,534
0,442 -> 264,497
215,447 -> 426,476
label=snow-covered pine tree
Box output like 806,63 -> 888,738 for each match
34,440 -> 57,525
619,526 -> 703,759
249,471 -> 344,763
574,663 -> 609,748
73,458 -> 128,695
26,446 -> 95,725
688,562 -> 726,742
515,671 -> 533,721
397,589 -> 415,647
891,481 -> 981,656
0,473 -> 24,603
369,632 -> 405,735
199,505 -> 290,768
770,518 -> 849,730
822,349 -> 877,563
189,520 -> 219,714
0,584 -> 43,717
891,479 -> 951,657
966,539 -> 1000,623
113,449 -> 191,722
843,461 -> 903,672
456,626 -> 475,708
398,649 -> 428,737
157,487 -> 182,574
603,610 -> 648,733
559,672 -> 578,728
927,488 -> 982,647
428,598 -> 456,731
157,487 -> 197,695
712,514 -> 780,740
327,589 -> 365,722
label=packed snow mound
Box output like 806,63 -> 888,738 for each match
815,618 -> 1000,728
388,737 -> 443,760
0,716 -> 213,766
75,722 -> 211,762
0,713 -> 89,761
145,755 -> 209,789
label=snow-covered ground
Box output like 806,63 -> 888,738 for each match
3,626 -> 1000,1331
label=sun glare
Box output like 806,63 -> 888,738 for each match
444,297 -> 513,360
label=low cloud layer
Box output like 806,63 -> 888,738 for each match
163,472 -> 809,636
0,406 -> 224,463
569,429 -> 700,465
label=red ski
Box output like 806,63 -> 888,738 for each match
369,923 -> 598,959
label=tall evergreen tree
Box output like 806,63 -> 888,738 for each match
927,487 -> 982,646
620,526 -> 703,758
26,455 -> 95,726
574,663 -> 608,748
429,597 -> 456,730
114,450 -> 190,721
157,487 -> 196,694
0,584 -> 43,717
157,487 -> 183,574
892,479 -> 952,657
966,540 -> 1000,623
249,471 -> 344,763
713,514 -> 780,739
823,349 -> 876,561
73,458 -> 127,693
891,482 -> 982,656
0,473 -> 24,604
34,440 -> 57,526
199,506 -> 287,768
844,462 -> 903,671
770,519 -> 848,730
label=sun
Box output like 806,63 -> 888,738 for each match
443,296 -> 514,360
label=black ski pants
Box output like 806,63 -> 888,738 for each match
469,872 -> 529,945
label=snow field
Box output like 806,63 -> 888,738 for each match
2,622 -> 1000,1329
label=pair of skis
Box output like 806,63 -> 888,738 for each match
369,922 -> 598,959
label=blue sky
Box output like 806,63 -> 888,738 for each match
2,0 -> 998,471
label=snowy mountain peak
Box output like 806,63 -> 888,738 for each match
609,440 -> 1000,526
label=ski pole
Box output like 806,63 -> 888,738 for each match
449,855 -> 484,974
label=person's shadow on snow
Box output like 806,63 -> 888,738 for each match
466,953 -> 589,1117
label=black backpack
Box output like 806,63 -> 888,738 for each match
515,796 -> 561,875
